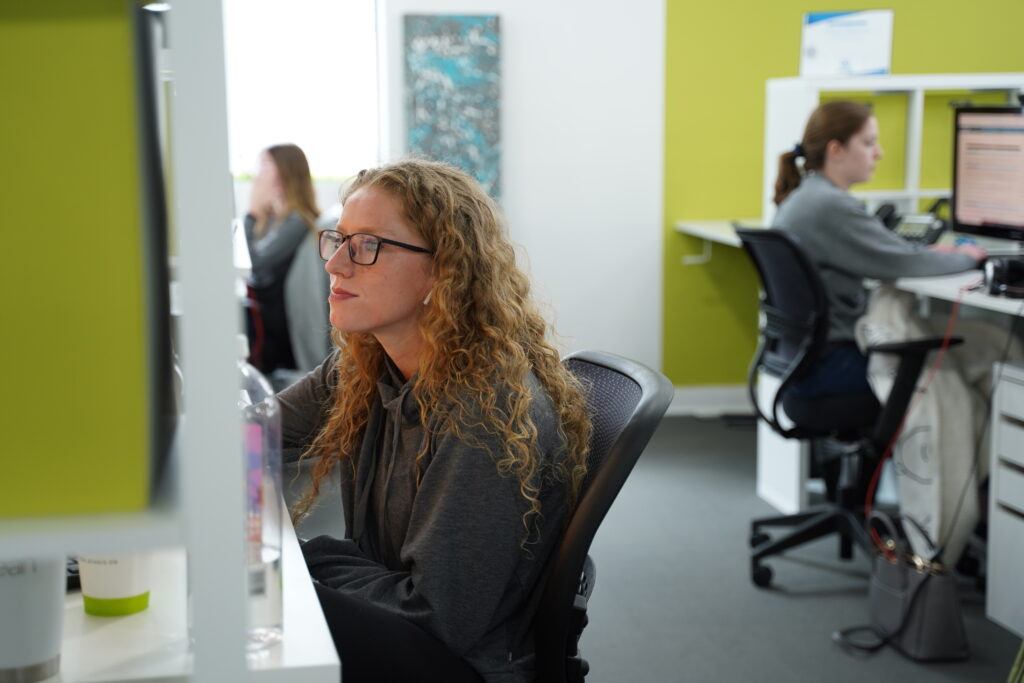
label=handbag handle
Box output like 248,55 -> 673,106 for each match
868,511 -> 941,564
895,514 -> 941,564
867,510 -> 906,557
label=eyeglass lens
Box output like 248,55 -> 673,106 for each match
320,232 -> 382,265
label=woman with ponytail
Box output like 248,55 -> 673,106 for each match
771,101 -> 986,398
277,158 -> 592,682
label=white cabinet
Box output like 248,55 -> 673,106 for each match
762,73 -> 1024,224
987,363 -> 1024,638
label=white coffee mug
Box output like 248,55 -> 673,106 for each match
0,557 -> 65,682
78,553 -> 151,616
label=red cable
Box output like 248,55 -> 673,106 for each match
863,279 -> 981,553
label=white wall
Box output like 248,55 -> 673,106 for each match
222,0 -> 379,178
379,0 -> 666,369
233,178 -> 346,226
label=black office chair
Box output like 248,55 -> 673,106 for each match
531,350 -> 673,682
736,229 -> 961,588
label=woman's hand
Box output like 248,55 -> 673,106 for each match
958,245 -> 988,263
248,169 -> 274,220
248,154 -> 283,219
930,243 -> 988,263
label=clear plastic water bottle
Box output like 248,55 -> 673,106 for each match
237,337 -> 283,651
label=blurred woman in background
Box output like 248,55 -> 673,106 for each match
244,143 -> 326,375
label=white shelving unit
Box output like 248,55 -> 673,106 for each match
762,73 -> 1024,223
0,2 -> 339,682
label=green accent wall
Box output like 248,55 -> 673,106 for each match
1,1 -> 152,516
663,0 -> 1024,386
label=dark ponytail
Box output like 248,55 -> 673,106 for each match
774,150 -> 803,207
772,100 -> 873,206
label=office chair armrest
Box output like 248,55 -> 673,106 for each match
867,336 -> 963,447
866,337 -> 963,356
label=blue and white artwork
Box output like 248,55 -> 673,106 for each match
404,15 -> 501,198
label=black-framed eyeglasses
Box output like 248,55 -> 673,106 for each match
318,229 -> 433,266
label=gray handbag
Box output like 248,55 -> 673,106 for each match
834,511 -> 969,662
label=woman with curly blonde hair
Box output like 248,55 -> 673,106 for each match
278,158 -> 592,682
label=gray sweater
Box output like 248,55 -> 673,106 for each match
244,211 -> 309,289
278,353 -> 569,682
245,212 -> 330,371
773,174 -> 976,341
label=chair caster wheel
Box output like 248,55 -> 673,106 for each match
752,565 -> 773,588
750,531 -> 770,548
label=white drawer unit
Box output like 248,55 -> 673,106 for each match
996,417 -> 1024,470
987,364 -> 1024,638
997,465 -> 1024,514
998,374 -> 1024,424
989,501 -> 1024,637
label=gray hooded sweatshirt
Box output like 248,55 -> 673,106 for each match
277,352 -> 568,682
773,173 -> 977,342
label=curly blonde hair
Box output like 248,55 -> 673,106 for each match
293,159 -> 592,543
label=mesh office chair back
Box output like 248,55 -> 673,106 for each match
532,350 -> 673,682
740,229 -> 828,370
736,228 -> 833,437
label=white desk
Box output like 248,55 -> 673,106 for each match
674,219 -> 754,247
51,511 -> 339,682
896,271 -> 1024,316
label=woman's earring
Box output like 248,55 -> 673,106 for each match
422,290 -> 432,306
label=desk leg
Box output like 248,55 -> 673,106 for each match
754,373 -> 809,514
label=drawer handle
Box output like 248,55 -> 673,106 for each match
1000,457 -> 1024,475
998,502 -> 1024,521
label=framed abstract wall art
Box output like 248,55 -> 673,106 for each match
404,14 -> 501,198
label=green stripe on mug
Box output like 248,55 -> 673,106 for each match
83,591 -> 150,616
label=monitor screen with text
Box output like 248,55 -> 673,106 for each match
953,108 -> 1024,241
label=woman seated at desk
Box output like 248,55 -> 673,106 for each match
245,143 -> 325,375
277,159 -> 592,682
772,100 -> 987,397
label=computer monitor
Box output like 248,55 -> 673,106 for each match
952,106 -> 1024,242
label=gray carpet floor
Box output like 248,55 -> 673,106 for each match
289,415 -> 1022,682
581,416 -> 1022,683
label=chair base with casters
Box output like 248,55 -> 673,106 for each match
750,443 -> 874,587
746,338 -> 962,588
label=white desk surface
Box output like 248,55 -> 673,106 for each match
674,219 -> 762,248
675,220 -> 1024,317
52,513 -> 339,682
895,271 -> 1024,317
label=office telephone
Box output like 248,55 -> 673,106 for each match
875,201 -> 949,246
